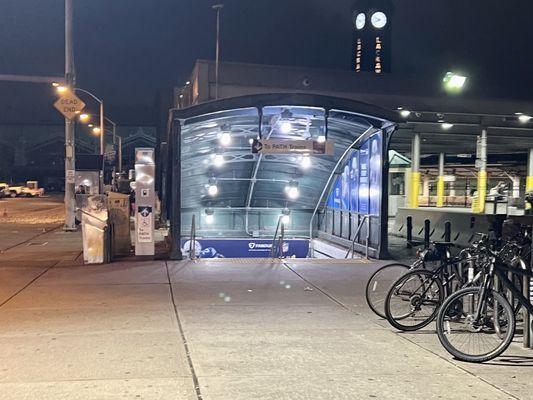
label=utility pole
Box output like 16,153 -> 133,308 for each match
64,0 -> 76,231
213,4 -> 223,100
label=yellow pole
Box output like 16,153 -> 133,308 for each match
436,176 -> 445,208
410,172 -> 420,208
472,130 -> 487,214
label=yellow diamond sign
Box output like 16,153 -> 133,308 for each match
54,91 -> 86,120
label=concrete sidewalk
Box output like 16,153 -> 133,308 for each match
0,230 -> 532,399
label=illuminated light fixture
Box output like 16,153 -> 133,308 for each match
279,109 -> 293,134
56,85 -> 68,94
248,138 -> 254,145
441,122 -> 454,130
443,72 -> 467,93
205,208 -> 214,224
207,177 -> 218,196
213,154 -> 225,168
218,125 -> 232,146
52,82 -> 60,87
280,121 -> 292,134
79,113 -> 90,122
88,124 -> 94,128
300,154 -> 311,169
518,114 -> 532,124
284,180 -> 300,200
399,109 -> 411,118
281,207 -> 291,225
92,127 -> 102,135
316,135 -> 326,143
179,94 -> 184,99
185,81 -> 191,85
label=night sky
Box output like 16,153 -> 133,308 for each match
1,0 -> 532,125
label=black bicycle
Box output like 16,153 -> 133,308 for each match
436,245 -> 533,363
383,242 -> 476,331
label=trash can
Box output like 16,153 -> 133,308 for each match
107,192 -> 131,257
81,195 -> 109,264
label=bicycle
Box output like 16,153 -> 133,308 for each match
436,243 -> 533,363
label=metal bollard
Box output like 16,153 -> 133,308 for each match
406,216 -> 413,248
424,219 -> 431,249
444,220 -> 451,243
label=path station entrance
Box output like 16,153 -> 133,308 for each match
162,94 -> 397,260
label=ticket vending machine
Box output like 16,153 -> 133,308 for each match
134,148 -> 155,256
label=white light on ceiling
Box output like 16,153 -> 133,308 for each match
285,181 -> 300,200
279,121 -> 292,134
300,155 -> 311,169
399,110 -> 411,118
248,138 -> 254,145
518,114 -> 532,123
219,132 -> 231,146
213,154 -> 225,168
207,184 -> 218,196
441,123 -> 454,130
316,135 -> 326,143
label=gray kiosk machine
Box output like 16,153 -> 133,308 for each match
134,148 -> 156,256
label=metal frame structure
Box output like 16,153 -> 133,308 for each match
165,93 -> 399,259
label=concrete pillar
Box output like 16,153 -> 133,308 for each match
409,134 -> 421,208
472,129 -> 487,214
422,175 -> 430,197
510,175 -> 520,199
436,153 -> 445,207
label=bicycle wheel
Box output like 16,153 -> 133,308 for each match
365,263 -> 411,318
436,287 -> 515,363
384,269 -> 444,331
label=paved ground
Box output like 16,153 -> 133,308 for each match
0,197 -> 532,399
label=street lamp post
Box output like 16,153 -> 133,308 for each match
213,4 -> 223,100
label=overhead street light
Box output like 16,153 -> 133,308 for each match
443,71 -> 467,93
79,113 -> 90,122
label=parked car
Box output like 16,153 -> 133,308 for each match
0,183 -> 9,199
6,181 -> 45,197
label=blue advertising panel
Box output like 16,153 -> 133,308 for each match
358,140 -> 370,214
369,134 -> 382,215
327,176 -> 342,209
349,151 -> 359,212
181,239 -> 310,258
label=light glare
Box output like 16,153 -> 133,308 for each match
219,132 -> 231,146
317,135 -> 326,143
280,121 -> 292,134
518,115 -> 532,123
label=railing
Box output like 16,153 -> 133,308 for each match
270,216 -> 286,259
188,214 -> 197,260
345,214 -> 370,259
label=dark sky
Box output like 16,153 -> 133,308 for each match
1,0 -> 533,125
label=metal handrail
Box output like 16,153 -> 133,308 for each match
270,216 -> 285,259
189,214 -> 196,260
345,214 -> 371,259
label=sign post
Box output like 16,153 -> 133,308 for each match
134,148 -> 156,256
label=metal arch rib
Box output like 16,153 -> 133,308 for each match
308,125 -> 375,256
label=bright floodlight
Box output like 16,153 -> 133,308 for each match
300,155 -> 311,169
213,154 -> 225,168
280,121 -> 292,134
56,85 -> 68,94
208,184 -> 218,196
79,113 -> 90,122
219,132 -> 231,146
316,135 -> 326,143
285,181 -> 300,200
443,72 -> 467,93
518,114 -> 532,124
399,109 -> 411,118
92,127 -> 101,135
441,122 -> 454,130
